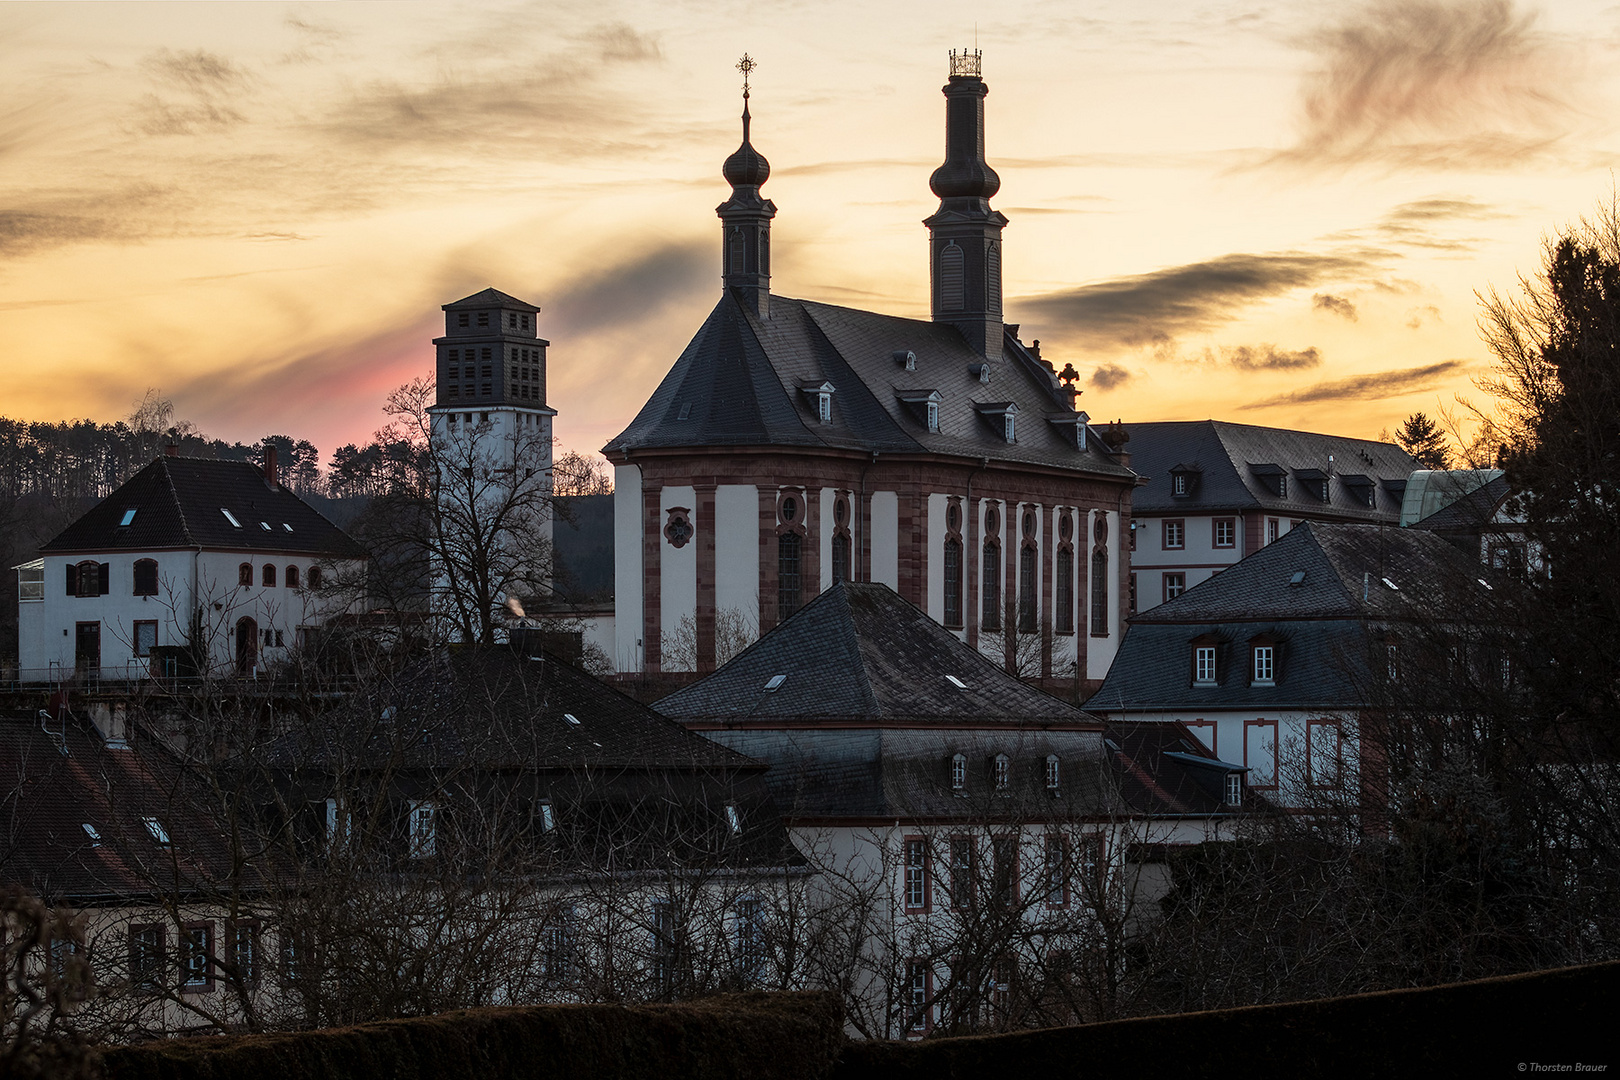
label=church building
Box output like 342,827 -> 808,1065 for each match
604,52 -> 1139,692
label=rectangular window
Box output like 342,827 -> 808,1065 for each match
181,923 -> 213,991
1128,572 -> 1137,614
1213,518 -> 1236,548
904,836 -> 930,912
1077,833 -> 1103,899
1266,518 -> 1280,545
408,800 -> 437,858
1172,473 -> 1187,496
1044,835 -> 1068,908
1245,720 -> 1277,788
734,897 -> 766,983
1308,720 -> 1341,788
1253,645 -> 1275,685
991,834 -> 1018,909
1225,772 -> 1243,805
949,835 -> 975,910
543,906 -> 576,982
1163,573 -> 1186,603
231,922 -> 259,987
1162,520 -> 1184,550
906,960 -> 932,1032
1089,549 -> 1108,636
981,543 -> 1001,631
1055,550 -> 1074,634
130,924 -> 164,991
1194,645 -> 1217,685
651,899 -> 676,992
943,539 -> 963,629
778,533 -> 802,620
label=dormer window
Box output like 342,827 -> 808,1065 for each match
1194,645 -> 1217,686
970,363 -> 990,384
899,389 -> 943,433
1249,463 -> 1287,498
975,402 -> 1018,443
951,753 -> 967,791
1169,464 -> 1201,498
1004,414 -> 1015,443
1293,468 -> 1330,502
993,753 -> 1010,791
927,400 -> 940,433
800,381 -> 836,424
1045,755 -> 1060,791
893,350 -> 917,371
1250,637 -> 1276,689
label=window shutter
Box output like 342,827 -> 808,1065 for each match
66,564 -> 76,596
98,563 -> 111,595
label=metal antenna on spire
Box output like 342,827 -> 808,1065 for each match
737,54 -> 757,99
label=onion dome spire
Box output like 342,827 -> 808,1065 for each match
716,54 -> 776,316
723,55 -> 771,190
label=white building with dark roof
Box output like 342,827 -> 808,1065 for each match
1124,420 -> 1414,614
605,53 -> 1138,693
17,449 -> 366,682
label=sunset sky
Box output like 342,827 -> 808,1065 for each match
4,0 -> 1618,463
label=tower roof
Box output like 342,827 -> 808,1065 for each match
722,101 -> 771,190
442,287 -> 540,313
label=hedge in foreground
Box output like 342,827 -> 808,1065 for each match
836,961 -> 1620,1080
101,992 -> 844,1080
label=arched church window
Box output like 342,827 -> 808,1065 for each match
982,540 -> 1001,632
262,564 -> 277,587
943,538 -> 963,628
939,241 -> 965,311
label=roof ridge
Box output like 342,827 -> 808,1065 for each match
158,458 -> 197,548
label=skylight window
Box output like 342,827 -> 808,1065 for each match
1289,571 -> 1306,586
725,804 -> 743,833
118,509 -> 137,527
945,675 -> 968,690
221,508 -> 242,528
260,522 -> 272,531
82,823 -> 101,845
142,817 -> 170,846
539,801 -> 556,832
1382,577 -> 1399,591
765,674 -> 787,692
1478,578 -> 1494,591
563,713 -> 581,726
282,523 -> 294,533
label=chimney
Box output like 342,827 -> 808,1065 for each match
164,443 -> 178,457
263,444 -> 278,488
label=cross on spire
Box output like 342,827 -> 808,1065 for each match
737,54 -> 756,99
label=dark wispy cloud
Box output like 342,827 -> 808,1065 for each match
0,184 -> 179,257
1241,360 -> 1467,409
137,49 -> 252,135
1014,250 -> 1376,349
579,23 -> 662,63
1313,293 -> 1358,320
1272,0 -> 1580,170
1090,363 -> 1131,389
1205,344 -> 1323,370
542,240 -> 712,338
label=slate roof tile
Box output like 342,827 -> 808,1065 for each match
41,457 -> 367,559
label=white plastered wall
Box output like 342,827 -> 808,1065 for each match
925,493 -> 946,624
715,484 -> 760,642
1086,509 -> 1123,682
870,492 -> 898,589
613,464 -> 644,672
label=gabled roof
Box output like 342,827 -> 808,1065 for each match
655,581 -> 1101,728
1108,720 -> 1256,816
1407,473 -> 1512,532
1088,523 -> 1505,711
604,292 -> 1132,478
0,717 -> 247,902
442,287 -> 540,313
40,456 -> 367,558
1128,522 -> 1497,624
1126,420 -> 1414,516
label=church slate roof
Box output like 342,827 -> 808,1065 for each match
40,456 -> 368,558
655,581 -> 1101,728
1126,420 -> 1414,517
1087,522 -> 1504,712
604,292 -> 1133,478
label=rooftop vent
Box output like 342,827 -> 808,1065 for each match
893,350 -> 917,370
765,674 -> 787,692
